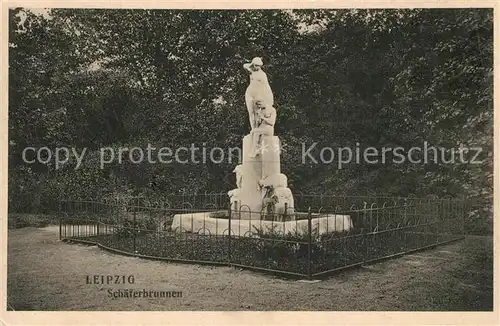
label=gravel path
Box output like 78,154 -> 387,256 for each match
7,226 -> 493,311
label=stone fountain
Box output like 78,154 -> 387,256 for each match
171,57 -> 352,236
228,56 -> 294,220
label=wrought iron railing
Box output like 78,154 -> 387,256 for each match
59,194 -> 465,279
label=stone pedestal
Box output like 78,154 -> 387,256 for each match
238,134 -> 262,219
232,134 -> 291,220
260,135 -> 280,179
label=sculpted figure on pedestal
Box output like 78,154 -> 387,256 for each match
259,173 -> 295,221
243,57 -> 274,130
228,165 -> 243,205
248,100 -> 276,158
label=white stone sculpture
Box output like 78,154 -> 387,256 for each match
258,173 -> 288,189
261,186 -> 279,219
228,164 -> 243,209
259,173 -> 295,221
249,100 -> 276,158
273,187 -> 295,220
226,56 -> 294,219
243,57 -> 274,130
227,188 -> 240,199
233,164 -> 243,188
227,188 -> 240,209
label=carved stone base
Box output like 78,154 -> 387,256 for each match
171,212 -> 353,236
227,134 -> 298,220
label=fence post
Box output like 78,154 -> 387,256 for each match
461,198 -> 466,237
284,202 -> 288,222
133,197 -> 137,255
307,207 -> 312,280
228,202 -> 232,263
364,210 -> 368,263
96,201 -> 100,238
59,200 -> 62,240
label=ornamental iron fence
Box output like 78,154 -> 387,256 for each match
59,194 -> 465,279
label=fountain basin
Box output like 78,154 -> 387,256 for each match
170,211 -> 352,237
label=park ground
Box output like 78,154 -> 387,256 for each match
7,225 -> 493,311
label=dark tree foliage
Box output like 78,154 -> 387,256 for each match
8,9 -> 492,220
